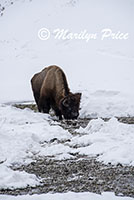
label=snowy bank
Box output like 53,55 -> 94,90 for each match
71,117 -> 134,165
0,104 -> 72,189
0,192 -> 133,200
1,104 -> 134,189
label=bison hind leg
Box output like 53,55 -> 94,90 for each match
33,92 -> 41,111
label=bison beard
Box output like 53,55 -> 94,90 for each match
31,65 -> 81,120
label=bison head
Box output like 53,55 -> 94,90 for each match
60,93 -> 81,120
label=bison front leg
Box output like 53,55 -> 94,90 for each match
54,108 -> 62,120
38,97 -> 50,113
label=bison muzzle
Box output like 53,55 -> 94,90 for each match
31,65 -> 81,120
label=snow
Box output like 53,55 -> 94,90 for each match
0,0 -> 134,197
0,165 -> 38,189
0,192 -> 133,200
79,90 -> 134,118
71,117 -> 134,165
1,104 -> 134,190
0,0 -> 134,117
0,104 -> 73,188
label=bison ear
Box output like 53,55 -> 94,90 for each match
62,98 -> 69,107
75,93 -> 82,101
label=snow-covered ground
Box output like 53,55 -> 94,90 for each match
0,0 -> 134,118
0,0 -> 134,199
1,104 -> 134,190
0,192 -> 134,200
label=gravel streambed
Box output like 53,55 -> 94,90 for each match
1,103 -> 134,198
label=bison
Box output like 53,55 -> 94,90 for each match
31,65 -> 81,120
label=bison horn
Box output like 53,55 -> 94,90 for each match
62,99 -> 69,107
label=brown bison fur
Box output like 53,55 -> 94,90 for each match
31,65 -> 81,120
